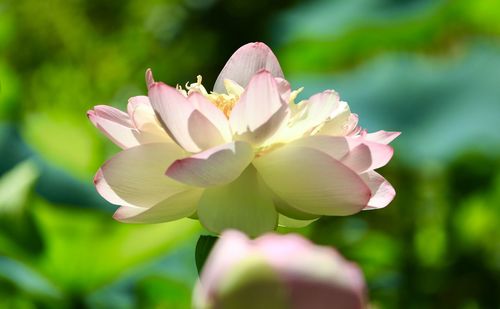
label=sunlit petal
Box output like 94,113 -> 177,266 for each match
214,42 -> 284,92
95,143 -> 186,208
166,141 -> 254,187
254,145 -> 371,216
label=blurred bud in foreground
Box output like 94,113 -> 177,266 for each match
194,230 -> 367,309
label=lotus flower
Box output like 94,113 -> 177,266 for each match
88,42 -> 400,236
193,230 -> 367,309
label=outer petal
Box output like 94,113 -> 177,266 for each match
87,105 -> 140,149
166,141 -> 254,187
95,143 -> 187,208
113,189 -> 203,223
292,135 -> 394,172
254,145 -> 371,216
278,215 -> 318,228
360,171 -> 396,210
197,165 -> 278,237
229,71 -> 288,146
364,130 -> 401,144
214,42 -> 284,93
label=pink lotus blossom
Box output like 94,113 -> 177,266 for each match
88,42 -> 400,236
194,230 -> 367,309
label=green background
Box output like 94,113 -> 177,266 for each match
1,0 -> 499,307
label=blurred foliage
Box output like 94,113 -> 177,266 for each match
1,0 -> 500,307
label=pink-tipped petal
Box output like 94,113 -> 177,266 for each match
127,96 -> 150,117
348,139 -> 394,171
364,130 -> 401,144
253,145 -> 371,216
93,105 -> 132,126
94,169 -> 134,207
339,144 -> 372,174
127,96 -> 173,144
229,70 -> 289,145
113,189 -> 203,223
96,143 -> 187,208
214,42 -> 284,93
148,82 -> 203,152
188,92 -> 232,142
149,82 -> 229,152
292,135 -> 394,171
88,106 -> 140,149
360,171 -> 396,210
187,110 -> 228,150
274,77 -> 291,102
166,141 -> 254,187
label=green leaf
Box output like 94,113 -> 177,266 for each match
195,235 -> 218,275
0,160 -> 44,256
0,257 -> 61,300
0,160 -> 38,213
32,199 -> 201,293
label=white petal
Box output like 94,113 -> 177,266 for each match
275,77 -> 291,103
148,82 -> 202,152
166,141 -> 254,187
291,135 -> 394,171
95,143 -> 187,208
364,130 -> 401,144
188,92 -> 232,142
317,101 -> 352,136
197,165 -> 278,236
223,79 -> 245,96
304,90 -> 340,127
229,71 -> 288,146
360,171 -> 396,210
254,145 -> 371,216
187,110 -> 228,150
88,106 -> 140,149
128,96 -> 173,144
113,189 -> 203,223
278,215 -> 318,228
214,42 -> 284,93
149,82 -> 229,152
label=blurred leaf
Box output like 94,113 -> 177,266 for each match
278,0 -> 500,74
0,160 -> 43,256
32,198 -> 201,293
0,160 -> 38,212
0,61 -> 21,121
195,235 -> 218,275
0,257 -> 61,300
414,225 -> 446,267
135,276 -> 192,309
22,112 -> 102,179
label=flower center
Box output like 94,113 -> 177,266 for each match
182,75 -> 240,118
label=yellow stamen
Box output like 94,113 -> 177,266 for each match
206,93 -> 238,117
182,75 -> 240,118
